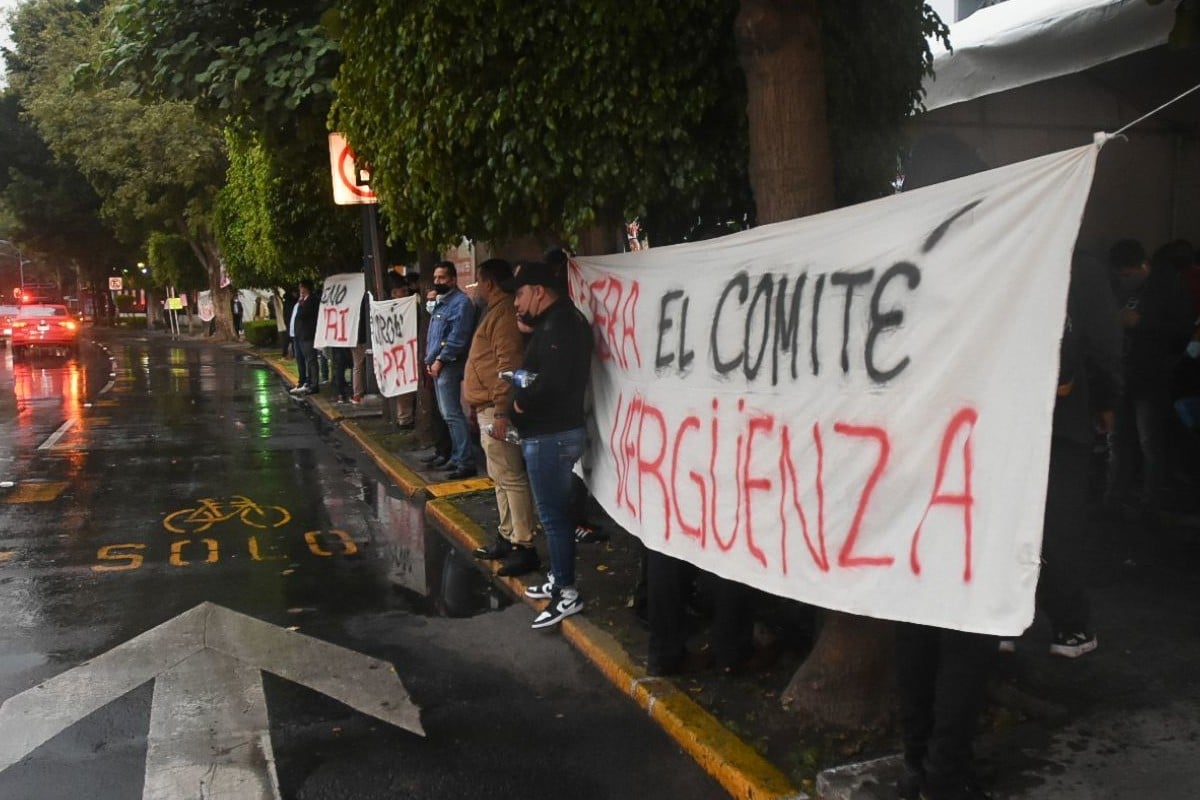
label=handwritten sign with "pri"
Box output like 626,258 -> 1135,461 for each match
369,295 -> 419,397
314,273 -> 365,349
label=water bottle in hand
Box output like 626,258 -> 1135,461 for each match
499,369 -> 537,388
483,423 -> 521,444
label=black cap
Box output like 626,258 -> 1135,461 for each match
500,261 -> 561,292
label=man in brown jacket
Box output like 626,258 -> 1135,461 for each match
465,258 -> 541,576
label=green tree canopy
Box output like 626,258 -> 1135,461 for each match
333,0 -> 751,248
214,129 -> 360,287
101,0 -> 339,143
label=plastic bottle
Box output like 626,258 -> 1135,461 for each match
498,369 -> 538,388
483,422 -> 522,444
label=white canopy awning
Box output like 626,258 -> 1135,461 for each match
922,0 -> 1177,111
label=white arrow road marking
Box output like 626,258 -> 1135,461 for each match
0,602 -> 423,798
144,649 -> 279,800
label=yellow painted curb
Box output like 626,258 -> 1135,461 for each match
425,497 -> 806,800
341,421 -> 427,498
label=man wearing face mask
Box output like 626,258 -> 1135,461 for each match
424,260 -> 477,479
502,260 -> 593,629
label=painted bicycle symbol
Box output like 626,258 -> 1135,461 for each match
163,496 -> 292,534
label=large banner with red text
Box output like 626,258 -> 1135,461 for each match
314,273 -> 365,349
369,295 -> 419,397
572,143 -> 1101,635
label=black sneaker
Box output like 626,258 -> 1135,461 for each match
473,537 -> 512,560
531,587 -> 583,629
497,545 -> 540,577
1050,630 -> 1097,658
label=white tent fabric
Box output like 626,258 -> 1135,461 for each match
923,0 -> 1176,111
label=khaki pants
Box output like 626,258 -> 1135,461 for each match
477,407 -> 537,546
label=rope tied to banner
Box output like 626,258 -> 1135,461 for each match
1105,81 -> 1200,140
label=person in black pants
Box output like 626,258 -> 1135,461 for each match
895,625 -> 996,800
646,551 -> 753,676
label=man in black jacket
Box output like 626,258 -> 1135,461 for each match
289,279 -> 320,396
503,260 -> 593,629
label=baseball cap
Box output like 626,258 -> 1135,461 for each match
499,261 -> 561,292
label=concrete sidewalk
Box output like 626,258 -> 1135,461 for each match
258,344 -> 1200,800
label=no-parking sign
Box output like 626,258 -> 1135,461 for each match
328,133 -> 377,206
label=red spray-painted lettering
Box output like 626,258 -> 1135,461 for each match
607,392 -> 978,581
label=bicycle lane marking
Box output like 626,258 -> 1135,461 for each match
92,496 -> 358,573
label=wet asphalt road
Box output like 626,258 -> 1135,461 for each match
0,329 -> 726,800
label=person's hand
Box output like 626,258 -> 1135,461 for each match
1095,410 -> 1114,434
1119,308 -> 1141,329
429,359 -> 442,378
489,415 -> 509,440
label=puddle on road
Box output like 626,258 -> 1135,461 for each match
365,479 -> 508,619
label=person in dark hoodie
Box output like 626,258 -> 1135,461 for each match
1106,238 -> 1194,521
503,259 -> 593,629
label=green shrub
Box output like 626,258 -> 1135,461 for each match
244,319 -> 277,346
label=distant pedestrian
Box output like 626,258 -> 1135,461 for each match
289,279 -> 320,396
231,294 -> 244,340
505,260 -> 594,629
275,288 -> 294,357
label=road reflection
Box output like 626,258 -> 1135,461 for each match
10,355 -> 84,409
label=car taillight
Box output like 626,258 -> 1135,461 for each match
11,321 -> 27,329
63,320 -> 77,331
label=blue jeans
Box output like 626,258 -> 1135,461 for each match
434,364 -> 472,469
522,428 -> 586,587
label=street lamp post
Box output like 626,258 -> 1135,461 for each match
0,239 -> 27,297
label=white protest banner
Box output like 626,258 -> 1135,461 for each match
369,295 -> 419,397
314,273 -> 365,349
197,291 -> 215,323
571,142 -> 1100,636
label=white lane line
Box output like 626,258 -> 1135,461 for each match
37,419 -> 77,451
98,379 -> 115,396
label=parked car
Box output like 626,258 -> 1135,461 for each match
10,304 -> 80,358
0,304 -> 16,347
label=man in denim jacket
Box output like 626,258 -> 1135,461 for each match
424,260 -> 477,478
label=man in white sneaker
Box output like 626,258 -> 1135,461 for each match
503,259 -> 593,629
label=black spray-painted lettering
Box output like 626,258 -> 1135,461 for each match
708,264 -> 919,386
321,283 -> 349,305
655,290 -> 695,374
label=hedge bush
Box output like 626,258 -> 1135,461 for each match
244,319 -> 278,346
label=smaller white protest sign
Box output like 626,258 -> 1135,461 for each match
369,295 -> 419,397
196,291 -> 215,323
314,273 -> 366,349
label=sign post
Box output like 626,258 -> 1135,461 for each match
329,132 -> 392,422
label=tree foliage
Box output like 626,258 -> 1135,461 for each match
10,0 -> 227,249
101,0 -> 339,143
820,1 -> 948,204
0,90 -> 135,282
214,129 -> 360,286
100,0 -> 359,286
333,0 -> 750,248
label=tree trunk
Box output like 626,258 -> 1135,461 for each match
781,612 -> 896,731
736,0 -> 893,732
735,0 -> 835,223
